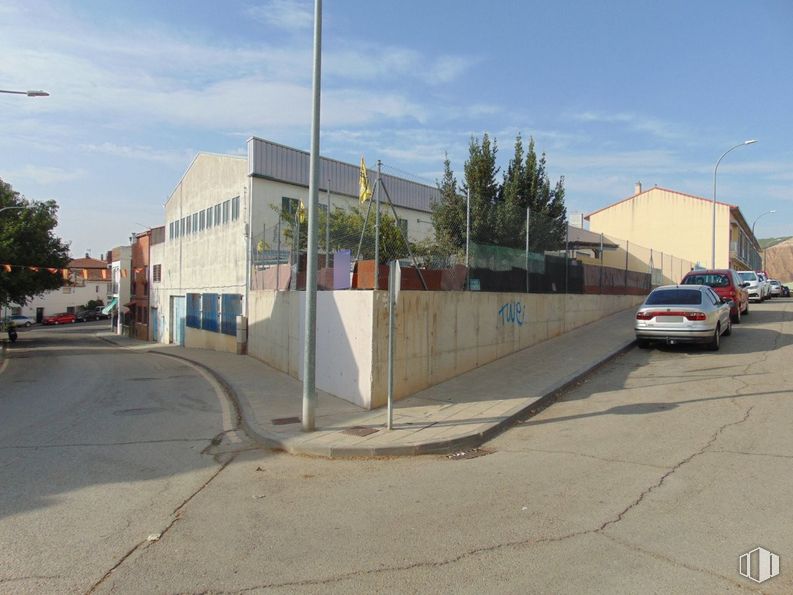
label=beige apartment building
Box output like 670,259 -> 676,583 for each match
586,183 -> 761,272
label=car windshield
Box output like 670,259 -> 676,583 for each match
645,289 -> 703,305
682,274 -> 730,288
738,272 -> 757,282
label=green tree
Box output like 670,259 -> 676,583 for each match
462,133 -> 499,244
0,178 -> 70,307
429,154 -> 466,254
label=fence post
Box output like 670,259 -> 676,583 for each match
525,207 -> 530,293
599,232 -> 604,294
625,240 -> 630,291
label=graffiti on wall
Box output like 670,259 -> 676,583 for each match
498,301 -> 525,326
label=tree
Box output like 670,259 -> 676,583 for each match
462,133 -> 499,244
0,178 -> 70,307
429,153 -> 466,255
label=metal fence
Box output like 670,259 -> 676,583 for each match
248,184 -> 695,295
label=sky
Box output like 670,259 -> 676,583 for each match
1,0 -> 792,258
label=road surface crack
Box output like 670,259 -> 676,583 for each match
84,456 -> 235,594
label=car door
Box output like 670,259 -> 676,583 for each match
708,288 -> 729,329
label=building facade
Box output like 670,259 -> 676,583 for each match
586,184 -> 761,271
152,139 -> 438,351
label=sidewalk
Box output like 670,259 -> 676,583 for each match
98,307 -> 637,458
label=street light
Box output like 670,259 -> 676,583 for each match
712,140 -> 757,268
0,89 -> 49,97
751,210 -> 776,237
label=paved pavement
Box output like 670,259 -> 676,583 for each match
98,307 -> 638,458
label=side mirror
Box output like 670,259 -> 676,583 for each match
721,297 -> 734,304
740,282 -> 750,288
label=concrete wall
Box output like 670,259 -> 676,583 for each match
368,292 -> 644,408
588,187 -> 732,269
15,281 -> 112,318
248,290 -> 374,408
247,289 -> 642,410
185,327 -> 237,352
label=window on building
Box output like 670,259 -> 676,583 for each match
199,210 -> 205,231
169,221 -> 174,239
186,293 -> 201,328
62,286 -> 72,294
222,200 -> 230,224
201,293 -> 219,332
153,264 -> 162,282
192,212 -> 199,233
282,196 -> 300,217
180,217 -> 185,236
398,218 -> 408,238
206,206 -> 213,228
231,196 -> 240,221
214,203 -> 221,225
221,294 -> 242,335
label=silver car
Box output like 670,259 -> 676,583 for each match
769,279 -> 783,297
737,271 -> 762,302
635,285 -> 732,350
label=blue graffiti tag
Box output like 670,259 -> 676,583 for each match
498,301 -> 525,326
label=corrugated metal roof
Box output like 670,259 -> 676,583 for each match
247,137 -> 437,213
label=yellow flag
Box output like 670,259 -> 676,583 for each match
298,201 -> 306,224
359,156 -> 372,203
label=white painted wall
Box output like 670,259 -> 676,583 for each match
14,281 -> 112,319
248,290 -> 374,408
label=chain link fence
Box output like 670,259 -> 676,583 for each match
249,185 -> 695,294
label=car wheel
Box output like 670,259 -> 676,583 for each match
743,302 -> 749,316
724,318 -> 732,336
731,308 -> 741,324
25,321 -> 31,327
637,338 -> 651,349
708,325 -> 721,351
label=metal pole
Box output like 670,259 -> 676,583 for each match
599,232 -> 604,293
625,240 -> 629,289
374,161 -> 382,290
326,180 -> 331,267
465,187 -> 471,289
525,207 -> 530,293
276,218 -> 281,290
387,261 -> 396,430
712,140 -> 757,269
302,0 -> 322,432
244,184 -> 251,317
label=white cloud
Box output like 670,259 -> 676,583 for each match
2,165 -> 86,185
80,143 -> 192,166
570,111 -> 690,142
245,0 -> 313,32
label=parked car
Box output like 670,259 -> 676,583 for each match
635,285 -> 732,350
757,272 -> 771,300
783,285 -> 791,298
42,312 -> 77,325
4,314 -> 34,327
737,271 -> 763,302
94,306 -> 110,320
769,279 -> 783,297
681,269 -> 748,323
75,309 -> 99,322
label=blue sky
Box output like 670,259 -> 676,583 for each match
1,0 -> 792,257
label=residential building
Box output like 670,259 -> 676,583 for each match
153,138 -> 439,350
108,245 -> 131,334
12,256 -> 111,322
586,183 -> 762,271
129,227 -> 164,340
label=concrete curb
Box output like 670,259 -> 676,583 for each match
93,330 -> 637,459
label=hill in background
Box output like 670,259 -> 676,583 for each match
759,236 -> 792,249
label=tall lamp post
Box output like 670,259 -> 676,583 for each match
712,140 -> 757,268
752,210 -> 776,271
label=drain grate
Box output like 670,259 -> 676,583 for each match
271,416 -> 301,425
341,426 -> 379,437
447,448 -> 494,461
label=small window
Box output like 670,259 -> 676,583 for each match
222,200 -> 230,224
153,264 -> 162,282
169,221 -> 174,239
398,218 -> 408,238
214,203 -> 221,225
199,210 -> 206,231
282,197 -> 299,217
192,212 -> 199,233
206,206 -> 213,228
231,196 -> 240,221
180,217 -> 186,236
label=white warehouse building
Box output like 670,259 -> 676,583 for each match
151,137 -> 439,351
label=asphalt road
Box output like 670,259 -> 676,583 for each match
2,301 -> 793,594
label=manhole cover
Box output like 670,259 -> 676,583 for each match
271,416 -> 301,425
341,426 -> 379,437
447,448 -> 494,460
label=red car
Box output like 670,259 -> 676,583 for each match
42,312 -> 77,325
680,269 -> 749,323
